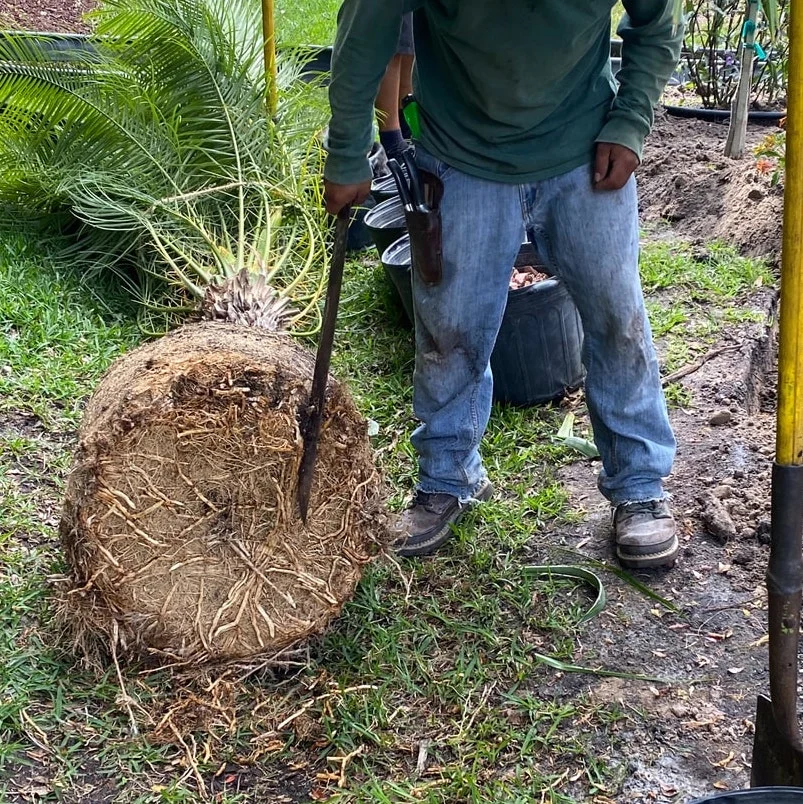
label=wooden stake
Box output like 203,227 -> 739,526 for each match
262,0 -> 277,116
725,0 -> 760,158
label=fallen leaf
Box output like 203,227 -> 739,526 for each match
711,751 -> 735,768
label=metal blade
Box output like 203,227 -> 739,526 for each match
296,207 -> 350,523
752,695 -> 803,787
751,464 -> 803,787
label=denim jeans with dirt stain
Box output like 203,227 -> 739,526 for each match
410,145 -> 676,506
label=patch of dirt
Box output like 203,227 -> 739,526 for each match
0,0 -> 95,33
639,111 -> 784,261
538,290 -> 781,801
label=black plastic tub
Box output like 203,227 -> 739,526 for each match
365,196 -> 406,259
690,788 -> 803,803
380,235 -> 415,325
380,239 -> 585,407
490,244 -> 584,406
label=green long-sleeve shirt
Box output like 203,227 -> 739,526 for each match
324,1 -> 682,185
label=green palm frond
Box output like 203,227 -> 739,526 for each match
0,0 -> 330,334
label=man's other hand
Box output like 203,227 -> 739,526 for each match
324,179 -> 372,215
593,143 -> 639,191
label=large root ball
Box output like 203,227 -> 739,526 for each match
59,322 -> 387,666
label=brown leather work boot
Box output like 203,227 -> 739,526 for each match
613,498 -> 678,569
393,479 -> 494,557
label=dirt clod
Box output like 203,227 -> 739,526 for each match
709,410 -> 733,427
699,491 -> 738,544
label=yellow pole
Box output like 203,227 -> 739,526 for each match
262,0 -> 278,116
777,0 -> 803,465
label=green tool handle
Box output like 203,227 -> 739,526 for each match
401,94 -> 422,140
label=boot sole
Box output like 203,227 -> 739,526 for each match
616,535 -> 679,569
396,481 -> 494,558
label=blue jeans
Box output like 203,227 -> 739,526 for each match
411,147 -> 676,506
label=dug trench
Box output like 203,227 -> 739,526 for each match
525,113 -> 785,801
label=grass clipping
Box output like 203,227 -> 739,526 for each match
58,322 -> 388,667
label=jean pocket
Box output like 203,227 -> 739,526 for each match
414,145 -> 455,182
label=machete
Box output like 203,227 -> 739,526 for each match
296,206 -> 350,523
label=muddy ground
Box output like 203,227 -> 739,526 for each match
544,287 -> 779,801
640,110 -> 784,262
539,112 -> 787,803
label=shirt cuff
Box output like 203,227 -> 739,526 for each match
324,153 -> 373,185
595,116 -> 648,163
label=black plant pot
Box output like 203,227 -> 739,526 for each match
371,173 -> 403,206
0,30 -> 96,58
365,196 -> 406,259
346,198 -> 376,253
380,238 -> 585,407
689,789 -> 803,803
285,45 -> 332,85
490,244 -> 584,406
380,235 -> 415,325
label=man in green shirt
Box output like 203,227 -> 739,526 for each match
324,2 -> 682,569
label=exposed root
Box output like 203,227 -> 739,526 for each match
58,322 -> 388,667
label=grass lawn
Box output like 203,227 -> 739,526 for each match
0,223 -> 771,803
275,2 -> 626,46
276,0 -> 340,46
0,2 -> 774,800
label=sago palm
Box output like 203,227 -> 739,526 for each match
0,0 -> 330,333
0,0 -> 387,668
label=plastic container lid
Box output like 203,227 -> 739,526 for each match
689,788 -> 803,804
